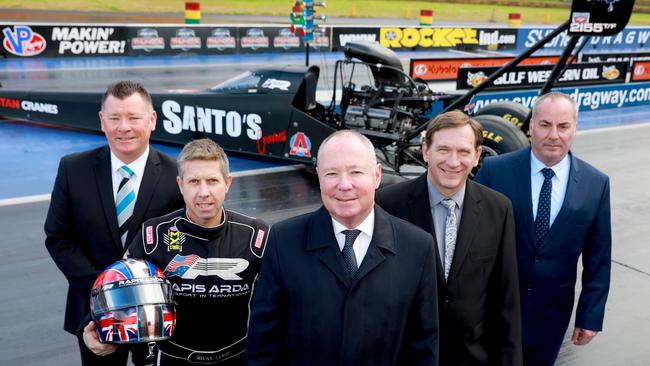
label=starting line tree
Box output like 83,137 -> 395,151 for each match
290,0 -> 326,65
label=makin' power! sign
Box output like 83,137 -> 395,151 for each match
2,26 -> 46,56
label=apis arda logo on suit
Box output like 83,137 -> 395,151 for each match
165,226 -> 186,252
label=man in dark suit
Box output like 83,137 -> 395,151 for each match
246,130 -> 439,366
474,92 -> 611,366
44,80 -> 183,365
376,110 -> 522,366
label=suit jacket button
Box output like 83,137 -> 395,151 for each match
443,295 -> 451,303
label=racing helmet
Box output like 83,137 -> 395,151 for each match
90,258 -> 176,344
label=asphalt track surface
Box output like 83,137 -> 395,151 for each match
2,41 -> 650,366
2,122 -> 650,366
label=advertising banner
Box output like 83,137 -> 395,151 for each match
468,81 -> 650,113
1,24 -> 330,58
379,26 -> 481,51
476,28 -> 517,50
331,27 -> 379,49
517,27 -> 650,54
457,61 -> 628,90
582,52 -> 650,63
1,25 -> 128,57
410,55 -> 558,81
631,60 -> 650,82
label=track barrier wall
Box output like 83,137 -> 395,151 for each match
3,23 -> 650,110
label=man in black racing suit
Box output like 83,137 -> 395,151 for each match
127,206 -> 267,365
83,138 -> 268,365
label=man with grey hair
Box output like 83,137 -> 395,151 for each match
83,138 -> 270,365
475,92 -> 612,365
246,130 -> 439,365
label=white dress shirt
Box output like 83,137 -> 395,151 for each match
530,151 -> 571,226
110,147 -> 150,201
332,209 -> 375,267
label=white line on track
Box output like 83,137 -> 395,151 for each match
578,121 -> 650,135
0,194 -> 51,207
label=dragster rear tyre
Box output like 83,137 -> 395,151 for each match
474,114 -> 529,156
474,101 -> 530,132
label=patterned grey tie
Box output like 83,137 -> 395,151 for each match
342,229 -> 361,278
535,167 -> 555,246
116,165 -> 135,247
441,198 -> 458,281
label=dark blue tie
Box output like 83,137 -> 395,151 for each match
342,229 -> 361,278
535,168 -> 555,245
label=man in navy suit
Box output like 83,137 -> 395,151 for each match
474,92 -> 611,366
246,130 -> 439,366
45,81 -> 184,365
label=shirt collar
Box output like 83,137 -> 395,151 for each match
331,208 -> 375,238
530,150 -> 570,177
110,146 -> 149,176
426,175 -> 466,208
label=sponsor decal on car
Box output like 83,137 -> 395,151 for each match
0,96 -> 59,114
289,132 -> 312,157
261,78 -> 291,91
161,100 -> 262,141
256,130 -> 287,155
0,97 -> 20,109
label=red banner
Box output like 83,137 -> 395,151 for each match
631,60 -> 650,82
410,55 -> 560,81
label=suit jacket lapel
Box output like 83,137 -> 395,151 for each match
353,206 -> 393,287
513,148 -> 536,249
543,152 -> 580,247
409,174 -> 445,284
408,174 -> 435,237
128,149 -> 162,244
307,207 -> 352,288
94,147 -> 122,250
447,180 -> 481,283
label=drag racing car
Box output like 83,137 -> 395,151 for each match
0,0 -> 634,174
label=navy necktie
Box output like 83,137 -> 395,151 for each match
535,168 -> 555,245
342,229 -> 361,278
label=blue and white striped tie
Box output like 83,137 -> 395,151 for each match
116,165 -> 135,247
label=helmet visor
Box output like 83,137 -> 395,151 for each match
91,280 -> 173,315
